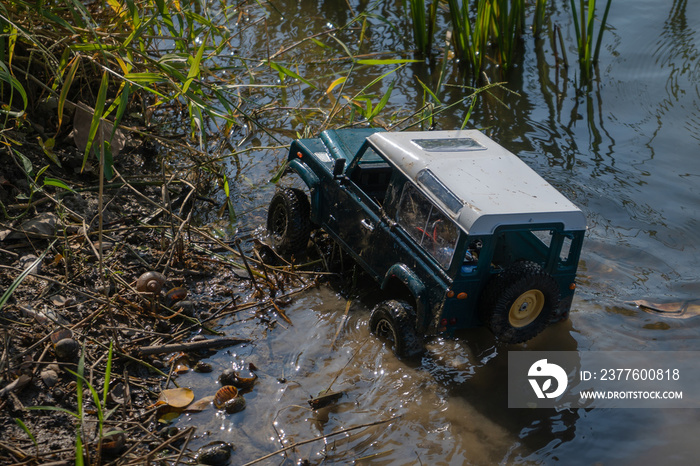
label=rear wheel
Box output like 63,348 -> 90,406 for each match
267,188 -> 310,256
369,300 -> 423,358
479,261 -> 560,344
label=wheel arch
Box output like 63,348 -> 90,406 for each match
381,264 -> 429,332
287,159 -> 321,224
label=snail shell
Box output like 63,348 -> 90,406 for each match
54,338 -> 79,361
102,430 -> 126,456
219,369 -> 257,389
223,395 -> 246,414
164,287 -> 188,307
136,271 -> 166,294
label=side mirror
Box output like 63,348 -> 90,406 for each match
332,158 -> 346,179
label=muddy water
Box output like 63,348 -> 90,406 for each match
174,0 -> 700,463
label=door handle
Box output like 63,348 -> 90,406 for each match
360,219 -> 374,232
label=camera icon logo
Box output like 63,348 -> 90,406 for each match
528,359 -> 568,399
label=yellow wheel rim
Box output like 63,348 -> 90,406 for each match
508,289 -> 545,328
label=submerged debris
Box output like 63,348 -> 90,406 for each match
308,390 -> 345,410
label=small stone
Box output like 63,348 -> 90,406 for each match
18,254 -> 41,275
196,441 -> 234,466
40,369 -> 59,388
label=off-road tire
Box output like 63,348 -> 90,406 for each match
369,300 -> 423,358
267,188 -> 311,256
479,261 -> 560,344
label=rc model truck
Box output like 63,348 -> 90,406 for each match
267,129 -> 586,357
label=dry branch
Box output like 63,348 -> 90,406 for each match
136,337 -> 249,356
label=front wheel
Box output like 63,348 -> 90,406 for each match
479,261 -> 560,344
369,300 -> 423,358
266,188 -> 311,256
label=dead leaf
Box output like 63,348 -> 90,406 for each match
157,387 -> 194,408
186,396 -> 214,413
0,374 -> 32,397
70,104 -> 126,159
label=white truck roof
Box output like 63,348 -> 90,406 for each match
367,130 -> 586,236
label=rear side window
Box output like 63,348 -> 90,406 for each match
397,183 -> 458,269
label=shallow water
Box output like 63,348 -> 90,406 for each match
173,0 -> 700,463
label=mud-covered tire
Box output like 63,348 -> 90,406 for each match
267,188 -> 311,256
369,300 -> 423,358
479,261 -> 560,344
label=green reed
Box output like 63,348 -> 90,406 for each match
406,0 -> 439,56
445,0 -> 527,77
570,0 -> 613,77
489,0 -> 525,72
446,0 -> 490,74
533,0 -> 548,38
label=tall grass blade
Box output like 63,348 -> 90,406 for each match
102,341 -> 114,406
356,59 -> 420,65
593,0 -> 612,63
0,241 -> 56,312
81,71 -> 109,172
76,432 -> 84,466
268,61 -> 318,90
584,0 -> 596,66
14,418 -> 38,451
57,57 -> 80,134
415,76 -> 441,104
182,32 -> 208,94
0,61 -> 28,117
369,79 -> 395,120
533,0 -> 548,37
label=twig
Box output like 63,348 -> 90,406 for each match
267,297 -> 292,326
137,337 -> 249,356
330,300 -> 351,351
234,238 -> 264,296
241,416 -> 401,466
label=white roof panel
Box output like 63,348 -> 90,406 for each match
367,130 -> 586,235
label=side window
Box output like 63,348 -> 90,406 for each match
559,235 -> 573,265
397,183 -> 458,269
461,238 -> 482,274
349,146 -> 394,205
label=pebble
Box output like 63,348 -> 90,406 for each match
40,368 -> 59,388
